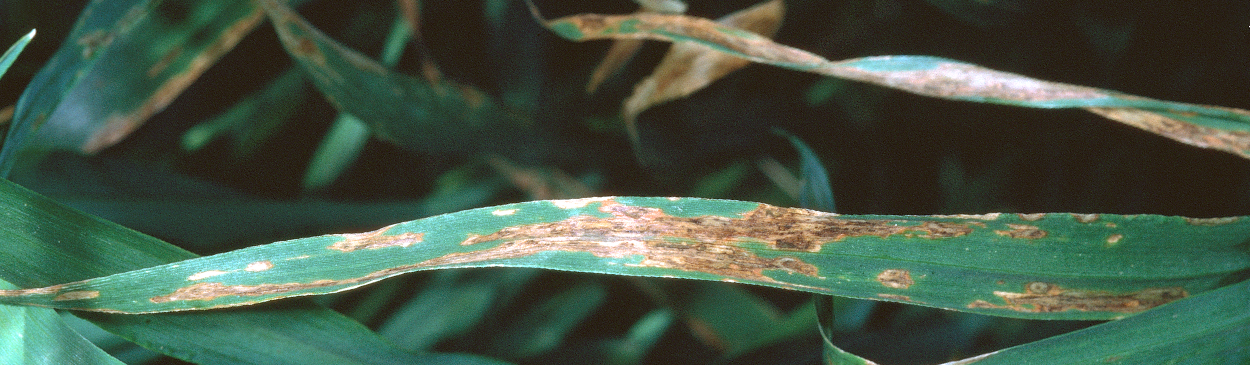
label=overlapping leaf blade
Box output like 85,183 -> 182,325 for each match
0,278 -> 123,365
946,277 -> 1250,364
530,5 -> 1250,160
0,0 -> 268,176
1,196 -> 1245,321
0,178 -> 501,365
257,0 -> 546,160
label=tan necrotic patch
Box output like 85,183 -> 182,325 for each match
328,223 -> 424,252
876,269 -> 914,289
994,224 -> 1047,239
54,290 -> 99,301
967,282 -> 1187,313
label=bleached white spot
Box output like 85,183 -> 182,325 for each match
492,209 -> 517,216
932,213 -> 1002,220
245,261 -> 274,272
187,270 -> 228,281
667,197 -> 681,201
551,197 -> 614,209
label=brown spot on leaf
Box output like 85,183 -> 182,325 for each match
81,8 -> 266,153
621,0 -> 785,144
1087,107 -> 1250,160
995,224 -> 1047,239
933,213 -> 1001,220
877,269 -> 913,289
966,284 -> 1187,313
1071,213 -> 1099,223
54,291 -> 99,301
150,280 -> 340,303
0,284 -> 66,297
76,29 -> 114,59
329,223 -> 424,252
1106,234 -> 1124,246
1017,213 -> 1045,221
470,199 -> 973,253
1184,217 -> 1241,226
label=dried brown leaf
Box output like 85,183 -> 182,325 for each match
622,0 -> 785,144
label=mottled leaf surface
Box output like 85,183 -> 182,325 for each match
532,5 -> 1250,160
2,196 -> 1245,320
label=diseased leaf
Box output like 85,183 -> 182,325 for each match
621,0 -> 784,145
2,197 -> 1245,321
0,177 -> 500,365
257,0 -> 544,159
0,278 -> 123,365
945,278 -> 1250,365
0,0 -> 267,176
586,38 -> 644,94
585,0 -> 687,94
532,5 -> 1250,160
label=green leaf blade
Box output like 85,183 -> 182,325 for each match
0,178 -> 500,365
4,196 -> 1244,321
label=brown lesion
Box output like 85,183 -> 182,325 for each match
994,224 -> 1047,239
151,280 -> 341,304
876,269 -> 913,289
54,291 -> 100,301
467,199 -> 975,254
967,282 -> 1187,313
328,223 -> 424,252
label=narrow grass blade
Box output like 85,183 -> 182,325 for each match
774,128 -> 834,212
488,280 -> 607,359
2,197 -> 1245,321
0,0 -> 266,175
257,0 -> 544,159
0,178 -> 499,364
0,29 -> 35,82
816,296 -> 878,365
949,278 -> 1250,365
530,5 -> 1250,160
0,279 -> 123,365
601,308 -> 674,364
379,269 -> 541,351
181,68 -> 308,156
302,16 -> 412,192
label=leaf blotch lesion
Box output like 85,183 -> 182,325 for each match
53,290 -> 99,301
966,282 -> 1187,313
994,224 -> 1047,239
329,223 -> 424,252
150,280 -> 341,304
877,269 -> 913,289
